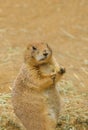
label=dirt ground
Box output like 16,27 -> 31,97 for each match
0,0 -> 88,130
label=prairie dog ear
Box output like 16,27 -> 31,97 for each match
27,44 -> 32,50
45,43 -> 49,47
46,43 -> 52,54
46,43 -> 51,49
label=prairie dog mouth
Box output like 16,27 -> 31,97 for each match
40,57 -> 46,61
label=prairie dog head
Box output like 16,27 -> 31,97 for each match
24,42 -> 52,65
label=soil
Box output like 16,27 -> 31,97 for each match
0,0 -> 88,130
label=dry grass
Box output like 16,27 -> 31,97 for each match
0,80 -> 88,130
0,1 -> 88,129
0,45 -> 88,130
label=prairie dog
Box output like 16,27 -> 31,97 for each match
12,42 -> 65,130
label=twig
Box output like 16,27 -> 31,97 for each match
60,28 -> 76,39
0,81 -> 12,85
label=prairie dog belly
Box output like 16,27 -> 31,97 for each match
43,86 -> 61,121
40,63 -> 56,77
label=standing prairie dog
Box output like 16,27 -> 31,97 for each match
12,42 -> 65,130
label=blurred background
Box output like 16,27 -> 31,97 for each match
0,0 -> 88,130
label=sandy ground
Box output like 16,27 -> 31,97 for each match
0,0 -> 88,130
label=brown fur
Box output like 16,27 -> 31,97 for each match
12,42 -> 65,130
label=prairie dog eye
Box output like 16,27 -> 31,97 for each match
32,46 -> 37,50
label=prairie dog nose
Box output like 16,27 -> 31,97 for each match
43,52 -> 48,57
59,67 -> 66,74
